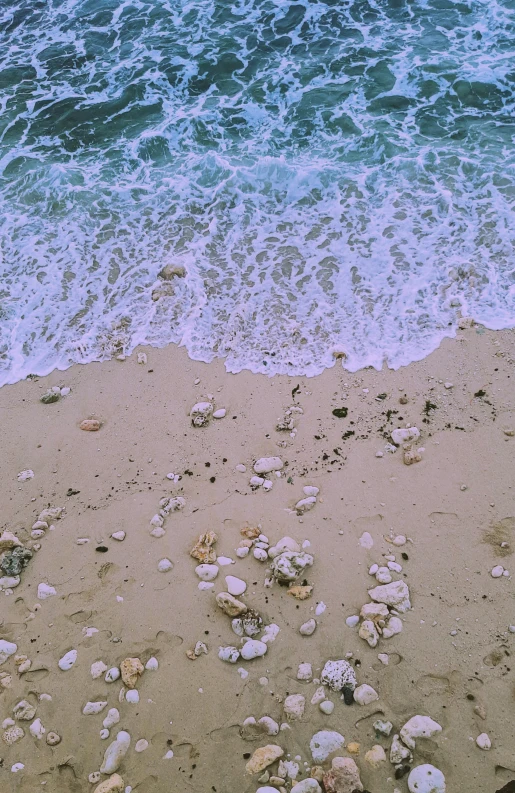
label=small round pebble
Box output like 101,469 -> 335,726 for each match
491,565 -> 504,578
126,690 -> 139,704
135,739 -> 149,752
158,558 -> 173,572
346,615 -> 360,628
476,733 -> 491,750
319,701 -> 334,715
105,667 -> 120,683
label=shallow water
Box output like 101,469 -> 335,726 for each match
0,0 -> 514,384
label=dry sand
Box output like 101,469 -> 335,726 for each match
0,325 -> 514,793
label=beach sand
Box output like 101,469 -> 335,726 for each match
1,325 -> 514,793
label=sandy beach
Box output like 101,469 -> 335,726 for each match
1,324 -> 514,793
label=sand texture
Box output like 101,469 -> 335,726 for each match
0,326 -> 514,793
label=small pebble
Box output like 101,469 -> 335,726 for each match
319,701 -> 334,715
158,558 -> 173,572
105,668 -> 120,683
346,616 -> 360,628
58,650 -> 77,671
126,690 -> 139,704
135,739 -> 149,752
299,619 -> 317,636
225,575 -> 247,596
476,733 -> 491,750
491,565 -> 504,578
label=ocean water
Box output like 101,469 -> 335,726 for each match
0,0 -> 514,385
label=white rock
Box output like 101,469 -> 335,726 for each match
145,657 -> 158,671
100,729 -> 110,739
408,764 -> 446,793
300,619 -> 317,636
11,763 -> 25,772
491,565 -> 504,578
150,526 -> 165,538
213,409 -> 226,419
198,581 -> 214,591
17,469 -> 34,482
311,686 -> 326,705
126,690 -> 139,703
295,496 -> 317,513
261,624 -> 280,643
241,640 -> 267,660
89,773 -> 101,784
103,709 -> 120,729
235,464 -> 247,473
291,780 -> 322,793
375,566 -> 392,584
310,730 -> 345,763
378,653 -> 389,665
137,352 -> 147,364
257,788 -> 279,793
284,694 -> 305,720
218,646 -> 240,663
58,650 -> 77,671
297,662 -> 312,681
112,531 -> 125,541
158,558 -> 173,572
217,556 -> 234,566
359,531 -> 374,549
105,667 -> 121,683
302,486 -> 320,497
315,601 -> 326,616
400,716 -> 443,749
238,668 -> 249,679
135,739 -> 149,752
368,580 -> 411,612
262,479 -> 273,491
281,759 -> 300,779
226,575 -> 247,596
150,514 -> 164,528
270,550 -> 314,582
392,535 -> 407,546
253,548 -> 268,561
392,427 -> 420,445
29,718 -> 45,739
163,750 -> 174,759
383,615 -> 404,639
353,684 -> 379,706
190,402 -> 213,426
388,561 -> 403,573
476,733 -> 491,750
253,457 -> 283,474
268,536 -> 301,558
365,745 -> 387,767
250,476 -> 265,487
0,575 -> 20,591
83,701 -> 108,715
319,701 -> 334,715
390,733 -> 413,764
321,659 -> 357,691
100,730 -> 131,774
195,564 -> 219,581
37,583 -> 56,600
346,615 -> 360,628
369,563 -> 379,575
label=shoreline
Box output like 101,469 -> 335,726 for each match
0,325 -> 514,792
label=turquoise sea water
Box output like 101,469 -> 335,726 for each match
0,0 -> 514,384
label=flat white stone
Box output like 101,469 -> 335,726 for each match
11,763 -> 25,773
103,709 -> 120,729
195,564 -> 219,581
217,556 -> 234,566
391,427 -> 420,446
37,583 -> 56,600
213,409 -> 226,419
218,646 -> 240,663
58,650 -> 77,671
491,565 -> 504,578
319,701 -> 334,715
315,602 -> 326,616
401,716 -> 442,749
250,476 -> 265,487
100,728 -> 110,739
135,739 -> 149,752
311,686 -> 326,705
100,730 -> 131,774
241,640 -> 267,660
368,580 -> 411,612
310,730 -> 345,763
126,690 -> 139,703
236,547 -> 249,558
158,558 -> 173,572
253,457 -> 284,474
112,531 -> 125,541
407,764 -> 446,793
29,718 -> 45,739
226,575 -> 246,596
261,624 -> 280,643
297,662 -> 312,681
235,464 -> 246,473
284,694 -> 305,720
476,733 -> 491,750
145,657 -> 158,671
302,486 -> 320,497
369,563 -> 379,575
300,619 -> 317,636
83,701 -> 108,715
17,469 -> 34,482
253,548 -> 268,561
346,615 -> 360,628
359,532 -> 374,549
105,667 -> 120,683
353,684 -> 379,706
198,582 -> 214,590
375,566 -> 392,584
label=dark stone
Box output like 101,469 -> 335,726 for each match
332,407 -> 348,418
496,783 -> 515,793
342,685 -> 354,705
1,546 -> 33,576
41,391 -> 60,404
395,764 -> 411,780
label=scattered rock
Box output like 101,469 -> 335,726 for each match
103,709 -> 120,729
391,427 -> 420,446
390,733 -> 413,764
365,745 -> 386,767
300,619 -> 317,636
246,745 -> 284,774
93,773 -> 125,793
157,558 -> 173,572
100,731 -> 131,774
383,615 -> 403,639
159,264 -> 186,280
297,662 -> 313,681
476,733 -> 491,750
323,757 -> 364,793
359,620 -> 379,648
373,720 -> 393,737
83,701 -> 108,715
120,658 -> 144,689
190,402 -> 213,427
218,646 -> 240,663
37,583 -> 57,600
368,580 -> 411,612
213,409 -> 226,419
105,668 -> 120,683
375,566 -> 392,584
407,764 -> 446,793
284,694 -> 306,720
190,532 -> 218,564
345,615 -> 360,628
241,640 -> 267,660
491,565 -> 504,578
226,575 -> 247,596
232,610 -> 263,637
359,532 -> 374,549
0,547 -> 32,577
400,716 -> 442,749
195,564 -> 219,581
29,718 -> 46,739
46,731 -> 61,746
13,700 -> 36,720
216,592 -> 248,617
111,531 -> 125,541
17,469 -> 34,481
291,779 -> 322,793
353,684 -> 379,706
268,536 -> 301,558
137,352 -> 147,364
253,457 -> 284,475
310,730 -> 345,763
41,390 -> 60,404
270,551 -> 314,582
2,725 -> 24,745
321,660 -> 357,691
287,585 -> 313,600
295,497 -> 317,514
79,419 -> 101,432
58,650 -> 77,671
319,701 -> 334,715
